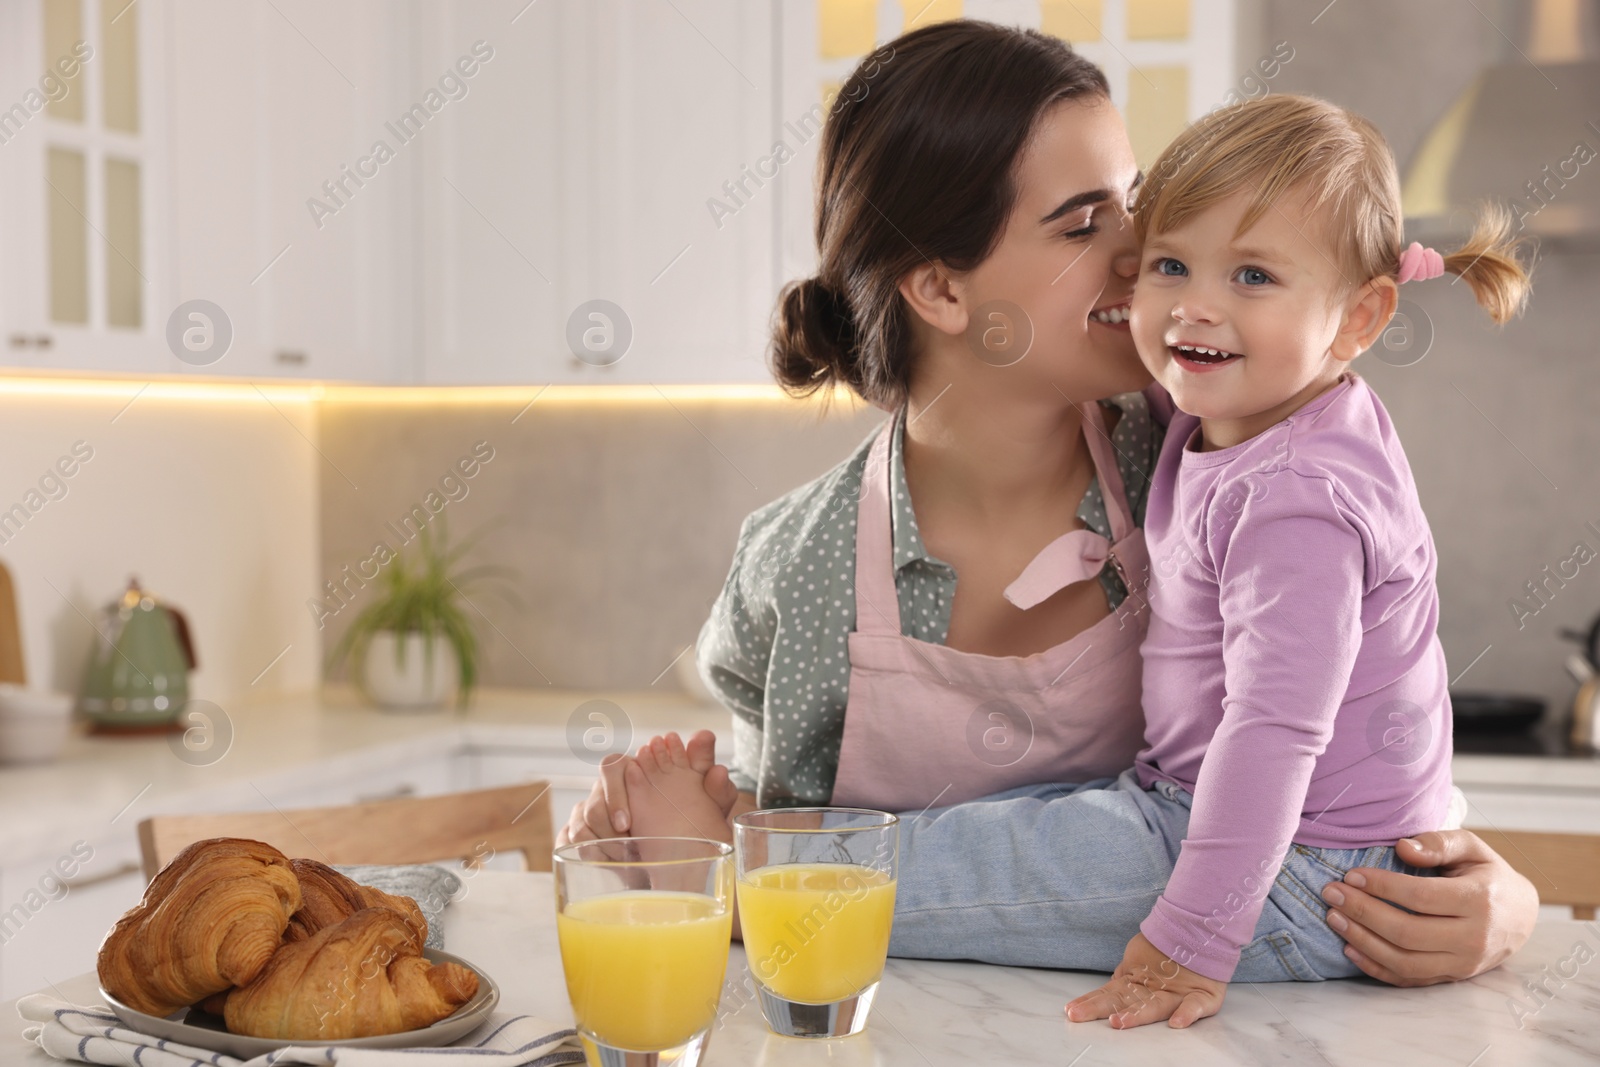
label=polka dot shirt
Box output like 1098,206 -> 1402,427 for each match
694,391 -> 1164,808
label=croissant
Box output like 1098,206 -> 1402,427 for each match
98,838 -> 302,1017
284,859 -> 428,947
223,907 -> 478,1040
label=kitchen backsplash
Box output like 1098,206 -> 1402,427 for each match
316,393 -> 886,691
0,385 -> 321,703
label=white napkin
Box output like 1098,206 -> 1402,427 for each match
16,996 -> 585,1067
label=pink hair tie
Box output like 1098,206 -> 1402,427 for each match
1397,241 -> 1445,283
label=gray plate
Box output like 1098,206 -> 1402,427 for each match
99,948 -> 500,1058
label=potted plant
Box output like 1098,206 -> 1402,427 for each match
327,520 -> 514,710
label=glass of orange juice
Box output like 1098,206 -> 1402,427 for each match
554,837 -> 735,1066
733,808 -> 899,1038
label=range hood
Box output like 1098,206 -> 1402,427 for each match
1402,0 -> 1600,250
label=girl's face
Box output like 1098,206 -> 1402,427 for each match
1130,187 -> 1365,445
953,98 -> 1149,403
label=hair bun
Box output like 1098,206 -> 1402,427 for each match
769,277 -> 860,395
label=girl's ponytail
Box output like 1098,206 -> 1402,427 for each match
1439,202 -> 1533,325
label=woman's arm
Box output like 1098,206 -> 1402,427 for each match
1321,830 -> 1539,985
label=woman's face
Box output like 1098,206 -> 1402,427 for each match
954,97 -> 1150,403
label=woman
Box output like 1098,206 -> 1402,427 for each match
557,20 -> 1537,986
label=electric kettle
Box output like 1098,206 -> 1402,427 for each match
76,577 -> 197,732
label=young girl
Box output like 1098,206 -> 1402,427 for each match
1069,92 -> 1529,1025
613,92 -> 1530,1028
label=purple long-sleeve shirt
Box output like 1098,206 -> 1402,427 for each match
1134,373 -> 1454,982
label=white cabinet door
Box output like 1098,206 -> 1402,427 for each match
0,0 -> 409,382
0,0 -> 172,374
248,0 -> 410,383
467,749 -> 603,839
250,751 -> 465,811
0,833 -> 144,1002
1458,786 -> 1600,835
417,0 -> 777,385
160,0 -> 268,376
165,0 -> 407,382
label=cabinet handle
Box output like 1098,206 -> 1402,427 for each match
275,349 -> 308,365
60,859 -> 143,890
356,784 -> 418,803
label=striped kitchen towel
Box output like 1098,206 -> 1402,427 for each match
16,996 -> 586,1067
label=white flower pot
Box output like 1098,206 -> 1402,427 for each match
362,631 -> 460,710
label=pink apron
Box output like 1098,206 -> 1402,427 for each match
830,402 -> 1151,812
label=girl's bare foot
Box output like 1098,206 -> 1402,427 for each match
625,732 -> 735,844
683,730 -> 741,818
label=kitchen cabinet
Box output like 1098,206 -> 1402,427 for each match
1454,754 -> 1600,833
0,830 -> 145,1005
0,0 -> 172,373
0,0 -> 408,381
414,0 -> 778,385
2,0 -> 779,385
163,0 -> 411,382
3,0 -> 1253,384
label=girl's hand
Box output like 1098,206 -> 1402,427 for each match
1321,830 -> 1539,985
1064,932 -> 1227,1029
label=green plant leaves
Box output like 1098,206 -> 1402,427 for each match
324,516 -> 516,706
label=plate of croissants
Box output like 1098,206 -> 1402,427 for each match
95,837 -> 498,1057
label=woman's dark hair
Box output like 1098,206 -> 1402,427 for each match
771,21 -> 1110,407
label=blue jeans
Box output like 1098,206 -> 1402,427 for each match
888,768 -> 1434,982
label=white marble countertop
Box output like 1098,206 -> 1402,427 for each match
0,687 -> 731,861
6,870 -> 1597,1067
3,686 -> 1596,867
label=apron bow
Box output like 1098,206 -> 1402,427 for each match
1003,528 -> 1112,610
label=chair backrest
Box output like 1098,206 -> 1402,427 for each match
136,782 -> 553,883
1468,827 -> 1600,920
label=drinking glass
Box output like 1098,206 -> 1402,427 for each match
554,837 -> 735,1066
733,808 -> 899,1038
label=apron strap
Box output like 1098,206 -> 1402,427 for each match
1081,400 -> 1138,543
858,402 -> 1140,627
1002,401 -> 1139,610
852,418 -> 903,637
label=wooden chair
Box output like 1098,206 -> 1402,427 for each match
136,782 -> 553,883
1468,828 -> 1600,920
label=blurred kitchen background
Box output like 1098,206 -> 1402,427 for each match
3,0 -> 1600,1008
0,0 -> 1597,741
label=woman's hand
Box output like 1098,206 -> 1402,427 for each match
555,731 -> 741,847
1321,830 -> 1539,986
556,751 -> 636,848
1065,932 -> 1226,1029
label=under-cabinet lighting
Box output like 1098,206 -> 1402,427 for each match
0,374 -> 861,408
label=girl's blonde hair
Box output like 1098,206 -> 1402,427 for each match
1134,94 -> 1531,324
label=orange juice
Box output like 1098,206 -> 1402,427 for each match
737,863 -> 897,1003
556,891 -> 732,1051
